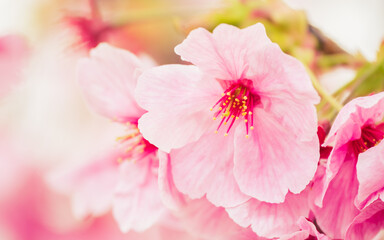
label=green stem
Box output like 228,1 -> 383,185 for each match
341,62 -> 382,104
307,68 -> 343,111
332,61 -> 380,99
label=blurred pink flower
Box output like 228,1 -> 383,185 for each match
66,16 -> 113,50
69,43 -> 163,232
135,23 -> 320,206
65,0 -> 142,53
310,92 -> 384,238
0,133 -> 122,240
49,149 -> 122,219
0,136 -> 202,240
0,35 -> 28,98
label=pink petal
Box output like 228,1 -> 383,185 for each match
312,145 -> 354,208
77,43 -> 146,122
158,151 -> 260,240
0,35 -> 29,98
308,159 -> 327,208
176,198 -> 254,240
174,23 -> 271,80
226,191 -> 310,238
356,141 -> 384,209
325,92 -> 384,146
136,64 -> 222,153
296,217 -> 330,240
48,149 -> 121,219
311,159 -> 360,239
279,231 -> 309,240
248,44 -> 319,104
346,200 -> 384,240
157,151 -> 186,211
113,157 -> 165,232
233,107 -> 319,203
170,128 -> 250,208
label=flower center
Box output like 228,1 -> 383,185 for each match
210,80 -> 260,138
116,122 -> 157,163
66,16 -> 112,50
350,124 -> 384,156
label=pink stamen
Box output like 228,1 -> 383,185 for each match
211,80 -> 260,137
116,122 -> 157,163
350,124 -> 384,156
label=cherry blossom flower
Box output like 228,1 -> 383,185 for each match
72,43 -> 163,232
136,23 -> 319,206
310,92 -> 384,238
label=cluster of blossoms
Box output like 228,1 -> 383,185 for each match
51,23 -> 384,240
